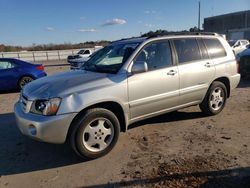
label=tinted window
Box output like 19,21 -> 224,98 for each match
228,41 -> 236,47
84,50 -> 90,54
135,41 -> 172,71
197,39 -> 209,59
0,61 -> 16,70
173,38 -> 201,63
77,50 -> 85,54
204,38 -> 226,58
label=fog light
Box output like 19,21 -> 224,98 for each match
29,125 -> 37,136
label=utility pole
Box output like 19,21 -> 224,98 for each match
198,1 -> 201,31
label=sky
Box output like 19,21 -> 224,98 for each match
0,0 -> 249,46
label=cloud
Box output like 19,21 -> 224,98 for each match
145,24 -> 154,28
46,27 -> 55,31
80,17 -> 86,20
144,10 -> 157,14
77,29 -> 97,32
102,18 -> 127,26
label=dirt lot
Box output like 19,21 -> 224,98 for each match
0,60 -> 250,188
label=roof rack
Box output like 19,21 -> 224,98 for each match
112,36 -> 146,43
146,32 -> 220,39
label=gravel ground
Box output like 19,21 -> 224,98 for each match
0,60 -> 250,188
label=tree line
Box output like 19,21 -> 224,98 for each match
0,41 -> 110,52
1,28 -> 200,52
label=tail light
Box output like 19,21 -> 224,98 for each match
36,65 -> 44,71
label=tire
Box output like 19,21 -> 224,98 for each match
70,108 -> 120,159
18,76 -> 34,90
199,81 -> 227,116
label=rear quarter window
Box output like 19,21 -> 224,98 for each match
203,38 -> 227,59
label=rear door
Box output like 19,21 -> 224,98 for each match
172,38 -> 215,104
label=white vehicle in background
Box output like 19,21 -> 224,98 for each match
67,46 -> 103,70
228,39 -> 249,55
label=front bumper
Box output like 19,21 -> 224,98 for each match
14,102 -> 77,144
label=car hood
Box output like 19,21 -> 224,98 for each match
239,49 -> 250,57
23,70 -> 117,100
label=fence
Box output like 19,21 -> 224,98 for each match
0,49 -> 91,62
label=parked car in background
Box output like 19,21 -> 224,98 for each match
67,46 -> 103,70
236,44 -> 250,78
67,49 -> 93,63
14,33 -> 240,159
228,39 -> 249,55
0,58 -> 46,91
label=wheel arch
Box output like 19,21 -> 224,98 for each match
67,101 -> 127,142
213,77 -> 230,98
17,74 -> 36,88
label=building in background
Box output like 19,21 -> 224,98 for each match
204,10 -> 250,40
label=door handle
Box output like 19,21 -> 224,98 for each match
204,62 -> 212,68
167,70 -> 177,76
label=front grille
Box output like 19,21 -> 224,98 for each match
68,55 -> 79,60
68,55 -> 74,60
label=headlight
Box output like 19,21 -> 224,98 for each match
30,98 -> 61,116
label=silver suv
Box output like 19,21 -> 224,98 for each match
14,33 -> 240,159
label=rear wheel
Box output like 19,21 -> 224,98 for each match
18,76 -> 33,90
199,81 -> 227,116
70,108 -> 120,159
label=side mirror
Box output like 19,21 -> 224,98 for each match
131,61 -> 148,74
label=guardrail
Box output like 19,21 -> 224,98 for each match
0,49 -> 90,62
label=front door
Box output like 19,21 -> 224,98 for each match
128,40 -> 180,120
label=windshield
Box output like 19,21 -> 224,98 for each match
77,50 -> 85,54
82,42 -> 139,73
228,41 -> 236,47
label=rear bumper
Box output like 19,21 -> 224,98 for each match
230,73 -> 241,90
38,72 -> 47,77
14,101 -> 77,144
33,71 -> 47,79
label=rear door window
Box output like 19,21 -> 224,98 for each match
203,38 -> 226,58
173,38 -> 202,64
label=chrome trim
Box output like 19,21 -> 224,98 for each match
20,93 -> 32,113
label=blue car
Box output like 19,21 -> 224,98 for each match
0,58 -> 47,91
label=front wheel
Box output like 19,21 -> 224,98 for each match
199,81 -> 227,116
70,108 -> 120,159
